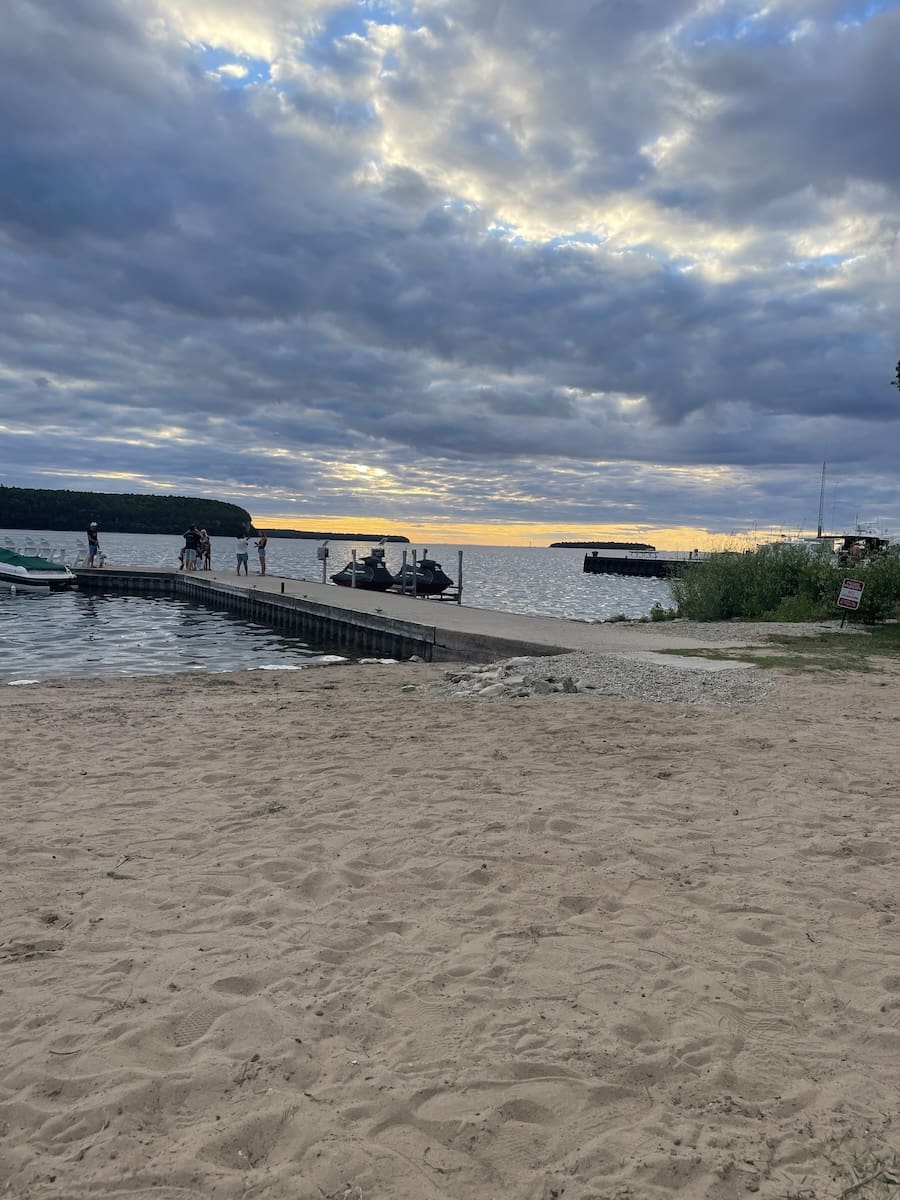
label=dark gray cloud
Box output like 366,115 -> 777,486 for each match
0,0 -> 898,541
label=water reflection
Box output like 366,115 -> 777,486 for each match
0,590 -> 347,684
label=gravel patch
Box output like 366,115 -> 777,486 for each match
412,621 -> 863,707
424,650 -> 774,707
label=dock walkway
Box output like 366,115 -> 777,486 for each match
74,566 -> 727,663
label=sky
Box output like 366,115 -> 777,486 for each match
1,0 -> 899,546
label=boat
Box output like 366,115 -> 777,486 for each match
583,547 -> 706,578
392,551 -> 454,596
0,547 -> 76,590
330,546 -> 395,591
832,533 -> 890,564
763,530 -> 892,563
779,464 -> 894,563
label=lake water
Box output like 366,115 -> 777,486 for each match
1,529 -> 674,683
0,590 -> 350,684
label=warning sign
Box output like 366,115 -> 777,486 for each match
837,578 -> 864,610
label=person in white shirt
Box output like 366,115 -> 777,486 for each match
235,535 -> 249,576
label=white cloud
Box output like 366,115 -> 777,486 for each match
147,0 -> 340,60
1,0 -> 899,538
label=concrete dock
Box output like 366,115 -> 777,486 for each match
73,566 -> 728,663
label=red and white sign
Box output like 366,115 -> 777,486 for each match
837,578 -> 864,610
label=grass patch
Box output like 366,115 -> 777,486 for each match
829,1145 -> 900,1200
659,624 -> 900,673
781,1139 -> 900,1199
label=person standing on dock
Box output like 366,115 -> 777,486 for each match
235,533 -> 249,576
183,525 -> 201,572
86,522 -> 100,567
199,529 -> 211,570
255,532 -> 268,575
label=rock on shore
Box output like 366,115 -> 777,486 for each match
429,651 -> 773,706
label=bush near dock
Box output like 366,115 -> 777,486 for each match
669,544 -> 900,622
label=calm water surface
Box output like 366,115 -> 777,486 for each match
0,590 -> 350,684
2,528 -> 674,682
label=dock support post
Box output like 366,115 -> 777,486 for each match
457,550 -> 463,604
400,550 -> 408,594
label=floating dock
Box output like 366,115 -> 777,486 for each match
72,567 -> 720,663
72,567 -> 568,662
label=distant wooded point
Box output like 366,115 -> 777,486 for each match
0,486 -> 253,536
258,529 -> 410,542
549,540 -> 657,550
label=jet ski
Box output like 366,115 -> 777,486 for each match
392,551 -> 454,595
330,547 -> 395,591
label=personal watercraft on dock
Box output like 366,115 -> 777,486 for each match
392,551 -> 454,595
330,547 -> 395,591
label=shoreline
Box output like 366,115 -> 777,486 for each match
3,660 -> 900,1196
2,611 -> 870,691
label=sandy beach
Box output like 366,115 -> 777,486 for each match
3,646 -> 900,1199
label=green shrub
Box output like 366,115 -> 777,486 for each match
649,602 -> 677,621
854,554 -> 900,622
670,543 -> 900,622
762,594 -> 830,622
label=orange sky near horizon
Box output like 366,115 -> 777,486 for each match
254,513 -> 789,550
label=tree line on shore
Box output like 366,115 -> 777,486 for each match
549,540 -> 656,550
258,529 -> 409,541
0,486 -> 253,536
0,486 -> 413,543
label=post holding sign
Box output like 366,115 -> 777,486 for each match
837,578 -> 864,610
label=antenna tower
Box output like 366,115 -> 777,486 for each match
816,462 -> 826,538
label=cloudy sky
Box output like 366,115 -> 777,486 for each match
2,0 -> 898,545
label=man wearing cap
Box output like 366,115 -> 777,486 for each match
86,521 -> 100,567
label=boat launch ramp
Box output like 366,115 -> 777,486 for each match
72,566 -> 727,664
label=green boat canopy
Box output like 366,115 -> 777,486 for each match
0,547 -> 69,573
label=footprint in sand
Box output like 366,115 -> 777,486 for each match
211,976 -> 260,996
558,895 -> 598,916
171,1005 -> 227,1047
